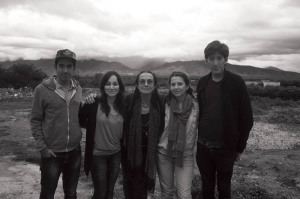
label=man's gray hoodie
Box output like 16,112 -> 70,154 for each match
30,76 -> 82,152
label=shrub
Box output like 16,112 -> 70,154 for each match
0,63 -> 47,89
0,65 -> 9,87
247,84 -> 300,101
280,80 -> 300,88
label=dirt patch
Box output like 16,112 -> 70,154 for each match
0,100 -> 299,199
232,149 -> 300,198
0,156 -> 40,199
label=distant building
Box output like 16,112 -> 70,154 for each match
245,80 -> 281,87
245,80 -> 261,86
262,80 -> 280,87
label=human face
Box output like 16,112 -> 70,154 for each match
104,75 -> 120,98
170,76 -> 188,99
206,52 -> 227,78
137,72 -> 155,95
56,58 -> 75,85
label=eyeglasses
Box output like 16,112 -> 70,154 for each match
139,79 -> 154,85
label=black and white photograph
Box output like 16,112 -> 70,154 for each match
0,0 -> 299,198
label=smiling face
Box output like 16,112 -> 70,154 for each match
137,72 -> 155,95
55,58 -> 75,85
206,52 -> 228,78
170,76 -> 189,99
104,75 -> 120,98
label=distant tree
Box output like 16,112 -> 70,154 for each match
91,73 -> 103,88
73,70 -> 80,82
280,80 -> 300,88
247,84 -> 300,101
5,63 -> 48,89
73,74 -> 80,82
0,65 -> 9,88
77,74 -> 103,88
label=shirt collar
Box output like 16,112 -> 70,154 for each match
54,78 -> 75,89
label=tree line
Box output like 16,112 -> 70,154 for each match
0,63 -> 299,101
0,63 -> 47,89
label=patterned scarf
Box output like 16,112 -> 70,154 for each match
167,94 -> 193,167
127,98 -> 161,190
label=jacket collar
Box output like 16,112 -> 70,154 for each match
54,77 -> 76,90
42,75 -> 79,91
198,69 -> 229,91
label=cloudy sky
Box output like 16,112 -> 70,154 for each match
0,0 -> 300,72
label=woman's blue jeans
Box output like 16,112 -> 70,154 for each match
39,146 -> 81,199
91,151 -> 121,199
157,152 -> 194,199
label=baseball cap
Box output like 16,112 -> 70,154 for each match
55,49 -> 76,61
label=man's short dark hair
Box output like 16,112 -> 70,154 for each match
204,40 -> 229,59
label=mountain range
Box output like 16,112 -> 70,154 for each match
1,58 -> 300,80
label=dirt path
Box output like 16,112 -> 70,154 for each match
0,107 -> 90,199
0,102 -> 299,198
0,156 -> 40,198
0,155 -> 95,199
0,105 -> 126,199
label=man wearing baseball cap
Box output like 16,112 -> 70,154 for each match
30,49 -> 82,199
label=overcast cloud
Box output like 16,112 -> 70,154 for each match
0,0 -> 300,72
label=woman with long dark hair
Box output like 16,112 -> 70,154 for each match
79,71 -> 125,199
122,71 -> 165,199
157,71 -> 199,199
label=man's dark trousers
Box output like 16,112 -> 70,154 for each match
196,142 -> 236,199
39,146 -> 81,199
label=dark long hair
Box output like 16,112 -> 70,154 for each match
167,71 -> 194,103
134,70 -> 158,86
99,71 -> 125,117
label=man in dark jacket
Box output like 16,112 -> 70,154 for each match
196,40 -> 253,199
30,49 -> 82,199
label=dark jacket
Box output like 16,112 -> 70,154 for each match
78,98 -> 101,176
122,92 -> 166,149
121,91 -> 165,192
197,70 -> 253,153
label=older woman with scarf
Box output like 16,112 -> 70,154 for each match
122,71 -> 165,199
157,71 -> 199,199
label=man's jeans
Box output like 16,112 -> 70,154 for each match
91,151 -> 121,199
157,152 -> 194,199
196,142 -> 236,199
39,146 -> 81,199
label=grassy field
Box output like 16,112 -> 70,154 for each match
0,92 -> 299,198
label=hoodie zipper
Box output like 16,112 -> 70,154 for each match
47,77 -> 77,152
66,103 -> 70,152
54,88 -> 76,152
66,89 -> 77,151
